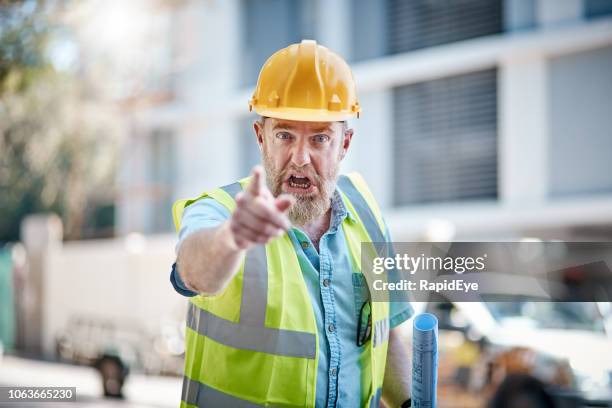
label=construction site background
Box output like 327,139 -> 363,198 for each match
1,0 -> 612,407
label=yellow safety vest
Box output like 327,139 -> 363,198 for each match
173,173 -> 391,407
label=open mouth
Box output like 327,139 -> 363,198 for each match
288,175 -> 312,190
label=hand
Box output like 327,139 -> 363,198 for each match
229,165 -> 294,250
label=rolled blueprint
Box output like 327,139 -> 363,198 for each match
412,313 -> 438,408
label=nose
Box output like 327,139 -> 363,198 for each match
290,139 -> 311,168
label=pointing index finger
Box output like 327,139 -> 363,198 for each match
249,165 -> 265,196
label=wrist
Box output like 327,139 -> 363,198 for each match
221,220 -> 245,253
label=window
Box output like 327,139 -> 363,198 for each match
241,0 -> 315,86
393,69 -> 498,205
548,46 -> 612,197
352,0 -> 504,61
149,129 -> 175,233
388,0 -> 503,54
585,0 -> 612,19
351,0 -> 388,61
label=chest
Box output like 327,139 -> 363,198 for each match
289,226 -> 368,324
298,214 -> 331,251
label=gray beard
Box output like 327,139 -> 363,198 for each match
263,158 -> 338,227
287,188 -> 333,226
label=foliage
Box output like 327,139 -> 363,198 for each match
0,0 -> 118,242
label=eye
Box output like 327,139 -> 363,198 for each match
313,134 -> 330,143
275,131 -> 293,140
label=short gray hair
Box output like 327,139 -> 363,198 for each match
259,116 -> 348,131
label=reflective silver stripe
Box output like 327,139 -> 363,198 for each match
219,183 -> 268,324
182,376 -> 199,406
372,318 -> 389,348
220,182 -> 242,200
369,387 -> 382,408
187,303 -> 316,358
183,377 -> 264,407
240,245 -> 268,325
373,320 -> 379,347
338,175 -> 386,243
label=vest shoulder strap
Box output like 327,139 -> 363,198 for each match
172,178 -> 249,232
338,173 -> 387,243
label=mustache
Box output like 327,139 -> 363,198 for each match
279,165 -> 322,185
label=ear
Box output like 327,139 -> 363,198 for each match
339,127 -> 354,161
253,120 -> 265,150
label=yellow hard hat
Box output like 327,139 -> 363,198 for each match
249,39 -> 360,122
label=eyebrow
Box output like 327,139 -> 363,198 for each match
272,122 -> 334,133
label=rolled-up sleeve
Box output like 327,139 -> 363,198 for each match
383,218 -> 414,328
176,198 -> 231,250
170,198 -> 231,297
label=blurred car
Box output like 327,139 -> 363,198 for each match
55,316 -> 184,397
419,298 -> 612,407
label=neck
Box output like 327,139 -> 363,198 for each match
295,207 -> 332,251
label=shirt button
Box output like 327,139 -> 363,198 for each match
301,241 -> 309,249
330,367 -> 337,377
322,278 -> 330,287
328,323 -> 335,333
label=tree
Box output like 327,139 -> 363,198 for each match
0,0 -> 118,242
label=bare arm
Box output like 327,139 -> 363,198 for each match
382,323 -> 412,407
176,222 -> 244,295
176,166 -> 294,295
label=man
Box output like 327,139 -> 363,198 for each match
171,40 -> 412,407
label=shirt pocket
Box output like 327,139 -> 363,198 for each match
351,273 -> 370,321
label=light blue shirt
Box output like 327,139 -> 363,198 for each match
171,188 -> 413,407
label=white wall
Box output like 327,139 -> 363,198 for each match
499,55 -> 548,204
548,45 -> 612,197
42,234 -> 185,358
345,89 -> 394,209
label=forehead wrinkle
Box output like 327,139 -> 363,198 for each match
271,120 -> 336,134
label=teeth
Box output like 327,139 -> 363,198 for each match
288,175 -> 311,189
289,180 -> 310,189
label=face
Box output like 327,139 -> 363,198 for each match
254,117 -> 353,226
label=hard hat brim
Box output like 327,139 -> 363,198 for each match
254,107 -> 358,123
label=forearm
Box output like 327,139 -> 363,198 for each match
382,325 -> 412,407
176,221 -> 244,295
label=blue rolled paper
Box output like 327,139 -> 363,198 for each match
412,313 -> 438,408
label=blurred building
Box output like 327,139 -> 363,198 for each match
116,0 -> 612,240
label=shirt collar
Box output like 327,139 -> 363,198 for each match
331,188 -> 357,227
